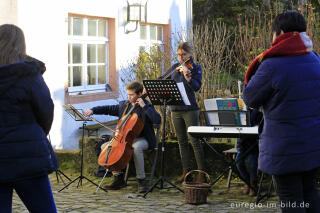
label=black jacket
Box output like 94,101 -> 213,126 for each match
92,100 -> 161,150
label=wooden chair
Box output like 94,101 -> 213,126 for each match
124,123 -> 160,186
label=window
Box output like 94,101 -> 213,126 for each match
138,24 -> 165,74
68,16 -> 109,93
139,24 -> 164,57
140,25 -> 147,40
140,24 -> 163,42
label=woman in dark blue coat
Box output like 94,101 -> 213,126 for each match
0,24 -> 57,212
243,11 -> 320,213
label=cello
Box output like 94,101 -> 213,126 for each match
97,94 -> 146,171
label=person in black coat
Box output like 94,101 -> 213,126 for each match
84,81 -> 161,193
0,24 -> 57,212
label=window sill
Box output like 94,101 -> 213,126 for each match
65,90 -> 118,104
68,84 -> 112,95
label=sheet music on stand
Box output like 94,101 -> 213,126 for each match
63,105 -> 89,121
60,104 -> 107,192
143,79 -> 186,106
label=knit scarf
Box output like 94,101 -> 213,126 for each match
245,32 -> 313,84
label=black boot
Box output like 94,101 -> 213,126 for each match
137,178 -> 148,193
103,173 -> 126,190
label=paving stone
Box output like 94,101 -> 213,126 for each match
10,174 -> 283,213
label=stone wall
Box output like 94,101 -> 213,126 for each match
55,137 -> 235,179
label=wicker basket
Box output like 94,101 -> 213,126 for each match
182,170 -> 211,205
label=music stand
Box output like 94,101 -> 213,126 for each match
59,105 -> 107,192
142,79 -> 185,198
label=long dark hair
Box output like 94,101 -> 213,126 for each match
0,24 -> 27,65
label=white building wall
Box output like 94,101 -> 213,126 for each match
0,0 -> 17,25
0,0 -> 190,149
148,0 -> 188,39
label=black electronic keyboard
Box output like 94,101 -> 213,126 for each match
188,126 -> 259,139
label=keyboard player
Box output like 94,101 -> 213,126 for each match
235,108 -> 263,196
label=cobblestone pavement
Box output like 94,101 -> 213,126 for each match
12,173 -> 281,213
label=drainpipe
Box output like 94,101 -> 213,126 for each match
186,0 -> 193,43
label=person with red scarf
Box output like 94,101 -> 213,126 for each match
243,11 -> 320,213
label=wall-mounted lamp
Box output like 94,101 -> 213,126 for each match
125,0 -> 147,33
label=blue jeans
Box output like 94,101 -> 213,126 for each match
235,149 -> 258,182
273,169 -> 320,213
0,175 -> 57,213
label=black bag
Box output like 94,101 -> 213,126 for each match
94,135 -> 112,156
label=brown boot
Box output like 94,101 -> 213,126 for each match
196,173 -> 206,183
137,178 -> 148,193
242,184 -> 249,195
103,173 -> 126,190
174,169 -> 191,184
249,180 -> 257,196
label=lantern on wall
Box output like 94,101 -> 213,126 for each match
126,0 -> 147,33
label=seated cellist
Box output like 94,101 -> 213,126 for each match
84,81 -> 161,193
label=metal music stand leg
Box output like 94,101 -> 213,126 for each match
143,100 -> 184,198
256,173 -> 274,204
59,122 -> 107,193
47,134 -> 72,186
55,169 -> 72,185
